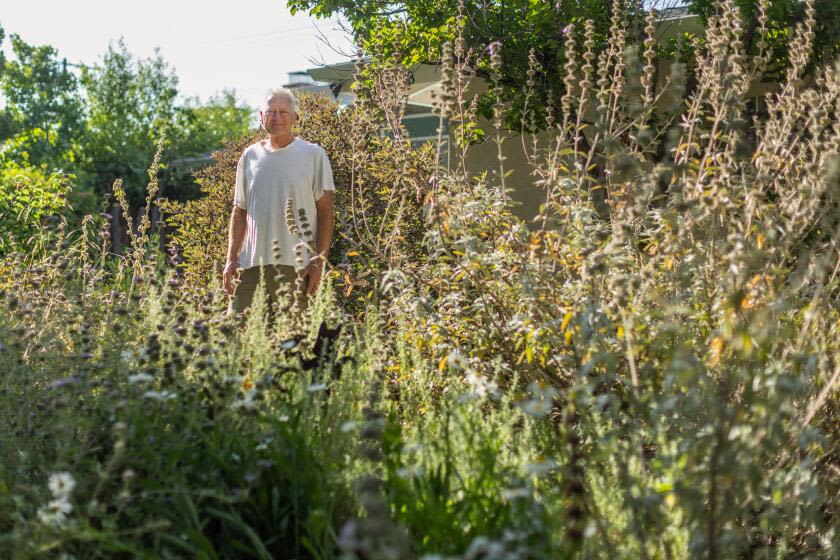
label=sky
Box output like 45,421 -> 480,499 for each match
0,0 -> 356,110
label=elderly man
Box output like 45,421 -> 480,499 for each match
223,87 -> 335,325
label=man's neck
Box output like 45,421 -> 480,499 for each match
268,133 -> 295,150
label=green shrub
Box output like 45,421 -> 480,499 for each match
0,161 -> 71,255
158,131 -> 261,289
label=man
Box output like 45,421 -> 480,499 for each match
223,87 -> 335,325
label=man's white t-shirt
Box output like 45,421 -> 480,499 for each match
233,138 -> 335,270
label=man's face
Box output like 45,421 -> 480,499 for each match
261,95 -> 297,136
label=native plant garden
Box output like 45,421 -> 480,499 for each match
1,0 -> 838,558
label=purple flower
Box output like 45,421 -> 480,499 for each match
52,378 -> 74,389
337,520 -> 361,551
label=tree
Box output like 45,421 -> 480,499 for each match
292,0 -> 617,129
80,38 -> 178,208
171,90 -> 253,159
0,31 -> 85,169
0,28 -> 257,220
0,24 -> 6,69
163,90 -> 255,202
290,0 -> 840,130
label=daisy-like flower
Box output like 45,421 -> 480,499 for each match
230,389 -> 257,411
37,497 -> 72,527
521,399 -> 553,417
465,371 -> 499,398
519,381 -> 558,417
446,350 -> 466,370
128,373 -> 154,384
143,390 -> 177,401
121,346 -> 149,365
340,421 -> 358,433
48,472 -> 76,498
525,456 -> 557,477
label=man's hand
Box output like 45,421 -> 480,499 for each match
223,259 -> 240,295
225,206 -> 247,295
302,255 -> 324,296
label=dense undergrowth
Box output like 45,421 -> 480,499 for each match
1,0 -> 839,558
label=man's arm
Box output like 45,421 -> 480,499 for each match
314,191 -> 334,258
303,191 -> 334,295
223,205 -> 247,295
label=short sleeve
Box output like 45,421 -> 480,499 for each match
313,148 -> 335,201
233,152 -> 247,209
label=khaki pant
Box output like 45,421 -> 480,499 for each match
228,264 -> 309,327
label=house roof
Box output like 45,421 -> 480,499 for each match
658,6 -> 696,22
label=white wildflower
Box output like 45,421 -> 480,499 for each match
231,389 -> 258,411
340,421 -> 358,433
37,497 -> 72,527
465,371 -> 499,398
128,373 -> 154,384
143,390 -> 177,401
518,381 -> 558,417
396,465 -> 424,479
48,472 -> 76,498
446,350 -> 466,370
306,383 -> 326,392
121,347 -> 148,364
521,399 -> 553,416
525,456 -> 557,477
584,522 -> 596,538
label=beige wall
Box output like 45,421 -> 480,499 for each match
451,126 -> 551,221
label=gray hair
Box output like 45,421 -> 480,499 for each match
263,87 -> 298,113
